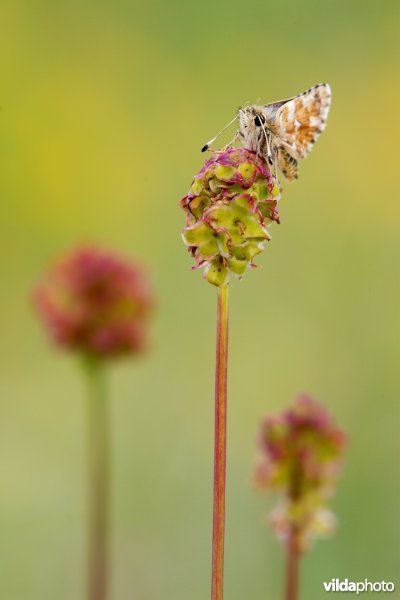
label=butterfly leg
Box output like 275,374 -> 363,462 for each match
257,119 -> 274,166
265,134 -> 274,167
224,129 -> 241,150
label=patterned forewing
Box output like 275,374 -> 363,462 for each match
276,84 -> 331,160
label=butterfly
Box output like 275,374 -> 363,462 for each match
201,83 -> 331,181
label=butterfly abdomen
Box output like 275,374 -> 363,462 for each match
277,148 -> 298,182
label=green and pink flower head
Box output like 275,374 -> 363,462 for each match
255,395 -> 347,551
181,147 -> 281,286
34,245 -> 153,359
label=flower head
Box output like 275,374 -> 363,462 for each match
34,245 -> 153,359
254,395 -> 347,551
181,148 -> 281,286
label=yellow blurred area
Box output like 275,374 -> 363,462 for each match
0,1 -> 399,599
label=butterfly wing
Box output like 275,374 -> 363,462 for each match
274,83 -> 331,160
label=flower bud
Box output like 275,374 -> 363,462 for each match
254,395 -> 347,551
181,148 -> 281,286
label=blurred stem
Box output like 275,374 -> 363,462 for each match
285,529 -> 300,600
211,283 -> 229,600
285,461 -> 302,600
83,356 -> 109,600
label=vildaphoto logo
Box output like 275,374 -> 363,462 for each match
323,579 -> 395,594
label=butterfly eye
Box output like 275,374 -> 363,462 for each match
254,114 -> 265,126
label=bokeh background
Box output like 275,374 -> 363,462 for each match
1,1 -> 399,598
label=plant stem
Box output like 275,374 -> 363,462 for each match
84,356 -> 109,600
211,283 -> 229,600
285,529 -> 300,600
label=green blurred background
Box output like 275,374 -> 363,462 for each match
1,1 -> 399,598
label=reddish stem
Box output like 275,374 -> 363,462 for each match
211,284 -> 229,600
285,529 -> 300,600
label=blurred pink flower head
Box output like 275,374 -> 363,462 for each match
254,394 -> 347,551
34,245 -> 154,359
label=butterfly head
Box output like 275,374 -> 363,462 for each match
238,105 -> 265,129
238,105 -> 268,153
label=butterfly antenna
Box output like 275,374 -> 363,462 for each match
201,114 -> 239,152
